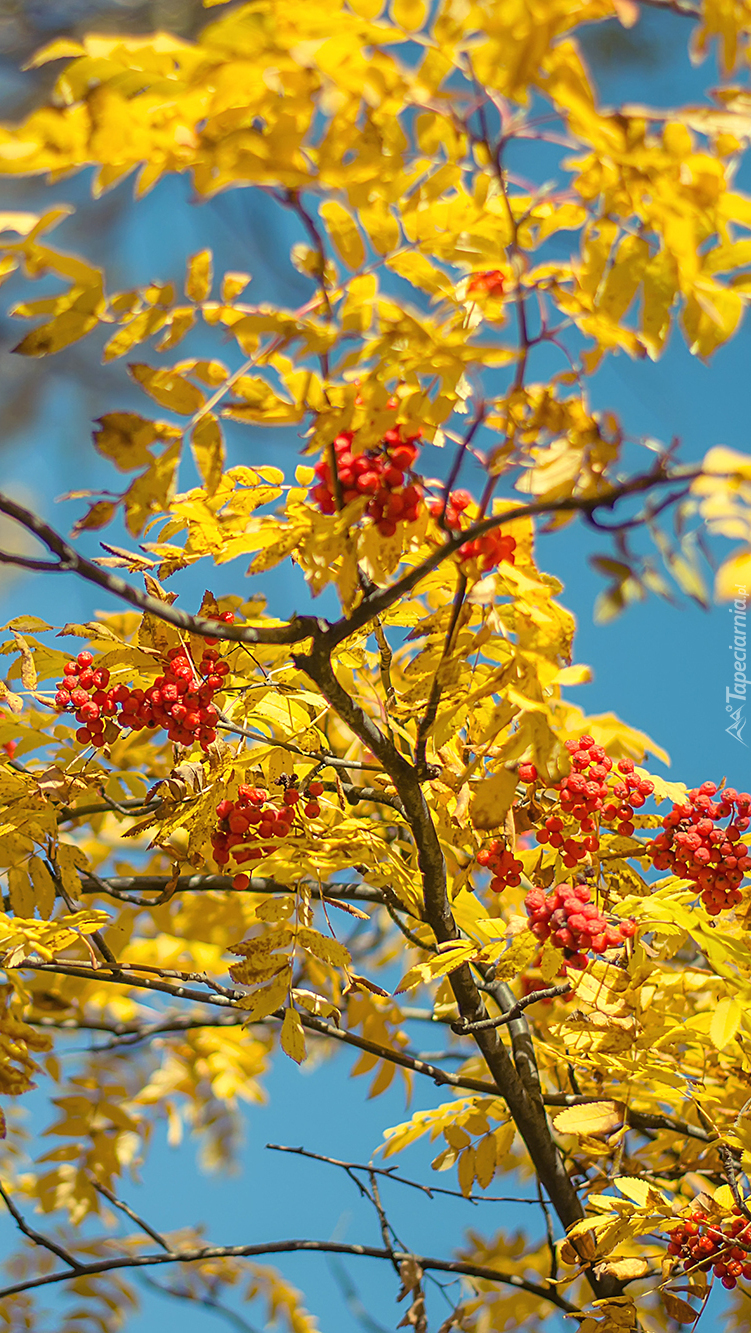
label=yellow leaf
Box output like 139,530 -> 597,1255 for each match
190,413 -> 225,495
359,202 -> 400,255
702,445 -> 751,479
553,1102 -> 624,1136
710,995 -> 742,1050
185,249 -> 212,302
93,412 -> 178,472
129,364 -> 205,415
597,234 -> 650,322
613,1176 -> 652,1207
348,0 -> 384,14
296,927 -> 351,969
716,549 -> 751,600
470,769 -> 517,831
221,270 -> 251,302
28,856 -> 56,920
391,0 -> 427,30
56,843 -> 88,902
237,968 -> 290,1021
474,1133 -> 496,1189
319,201 -> 365,270
539,939 -> 566,984
456,1145 -> 475,1196
8,867 -> 34,918
604,1257 -> 650,1280
280,1007 -> 306,1064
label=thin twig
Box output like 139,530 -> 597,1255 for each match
90,1179 -> 174,1252
453,984 -> 571,1033
265,1145 -> 539,1205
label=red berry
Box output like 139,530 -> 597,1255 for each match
76,651 -> 94,668
304,801 -> 321,817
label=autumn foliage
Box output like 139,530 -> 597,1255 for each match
1,1 -> 751,1331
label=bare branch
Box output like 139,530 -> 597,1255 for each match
90,1179 -> 174,1252
0,491 -> 321,648
265,1144 -> 540,1205
0,1182 -> 83,1273
77,873 -> 384,906
0,1235 -> 577,1313
452,984 -> 572,1033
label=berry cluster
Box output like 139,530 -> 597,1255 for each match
211,779 -> 324,883
426,490 -> 517,572
54,641 -> 232,752
535,741 -> 654,869
648,782 -> 751,915
467,270 -> 506,298
54,651 -> 117,749
311,424 -> 423,536
456,529 -> 516,572
476,839 -> 524,892
524,882 -> 636,972
668,1208 -> 751,1289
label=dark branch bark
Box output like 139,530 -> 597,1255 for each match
0,1236 -> 576,1313
0,491 -> 321,647
291,644 -> 622,1301
76,874 -> 385,905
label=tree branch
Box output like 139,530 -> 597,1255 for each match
76,874 -> 385,906
321,464 -> 704,650
265,1143 -> 539,1205
0,492 -> 321,647
0,1235 -> 576,1313
452,984 -> 571,1032
291,642 -> 621,1301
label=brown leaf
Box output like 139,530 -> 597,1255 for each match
601,1257 -> 650,1280
12,632 -> 37,691
345,972 -> 390,996
661,1291 -> 699,1324
143,572 -> 177,605
0,680 -> 23,713
71,499 -> 118,534
95,541 -> 157,572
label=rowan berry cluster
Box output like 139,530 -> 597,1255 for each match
648,782 -> 751,914
667,1208 -> 751,1289
211,779 -> 324,885
54,628 -> 234,751
467,270 -> 506,297
524,882 -> 636,972
476,839 -> 524,892
426,490 -> 517,572
535,741 -> 654,869
54,651 -> 118,749
311,424 -> 423,537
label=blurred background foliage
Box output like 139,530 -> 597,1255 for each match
0,0 -> 677,466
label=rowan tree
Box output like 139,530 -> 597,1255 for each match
0,2 -> 751,1330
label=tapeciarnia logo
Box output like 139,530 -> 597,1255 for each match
726,586 -> 747,745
